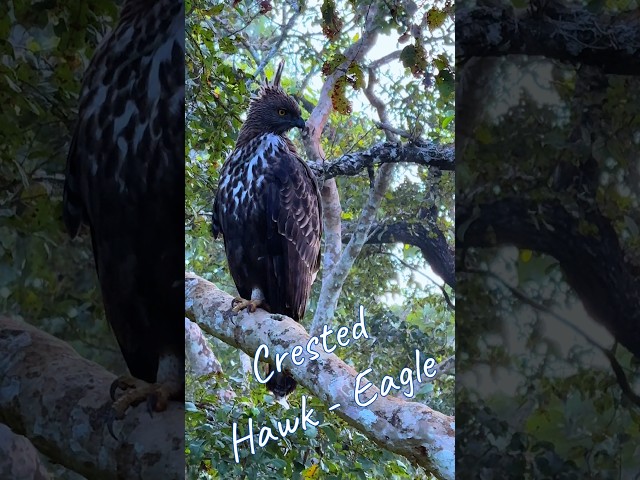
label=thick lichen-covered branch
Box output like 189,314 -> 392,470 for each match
308,141 -> 454,180
0,316 -> 184,480
186,317 -> 238,400
186,317 -> 223,378
185,273 -> 455,480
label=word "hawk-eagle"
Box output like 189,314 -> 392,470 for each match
63,0 -> 185,429
212,62 -> 323,399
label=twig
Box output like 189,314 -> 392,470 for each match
368,50 -> 402,69
380,251 -> 454,310
374,121 -> 415,140
249,3 -> 301,88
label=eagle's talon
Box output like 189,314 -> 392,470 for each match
231,296 -> 242,307
146,394 -> 156,418
105,375 -> 181,438
110,376 -> 140,401
109,380 -> 119,401
106,409 -> 120,441
231,297 -> 264,313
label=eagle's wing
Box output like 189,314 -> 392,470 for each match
211,194 -> 220,238
265,151 -> 322,321
62,133 -> 85,238
211,162 -> 228,239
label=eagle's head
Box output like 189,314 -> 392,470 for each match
236,62 -> 305,146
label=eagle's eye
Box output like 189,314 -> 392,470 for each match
278,108 -> 286,116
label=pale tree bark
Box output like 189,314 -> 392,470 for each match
0,316 -> 184,480
310,162 -> 394,337
185,317 -> 237,400
185,317 -> 223,377
0,423 -> 51,480
185,273 -> 455,480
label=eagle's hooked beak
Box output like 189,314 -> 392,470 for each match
295,117 -> 306,129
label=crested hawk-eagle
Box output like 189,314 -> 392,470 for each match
212,62 -> 323,398
63,0 -> 185,421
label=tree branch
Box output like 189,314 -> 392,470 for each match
185,318 -> 236,400
308,141 -> 454,180
368,50 -> 402,69
302,4 -> 380,157
310,160 -> 393,336
364,221 -> 455,290
458,4 -> 640,74
364,67 -> 395,142
0,316 -> 184,480
185,273 -> 455,480
458,198 -> 640,358
186,317 -> 223,378
374,121 -> 415,140
379,251 -> 454,310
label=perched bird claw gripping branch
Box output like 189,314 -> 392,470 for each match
62,0 -> 185,436
212,61 -> 323,400
232,296 -> 268,314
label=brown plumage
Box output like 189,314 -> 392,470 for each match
212,63 -> 323,398
63,0 -> 184,422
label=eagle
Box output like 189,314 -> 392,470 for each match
62,0 -> 185,426
212,62 -> 323,399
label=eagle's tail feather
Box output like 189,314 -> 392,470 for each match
266,366 -> 297,399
